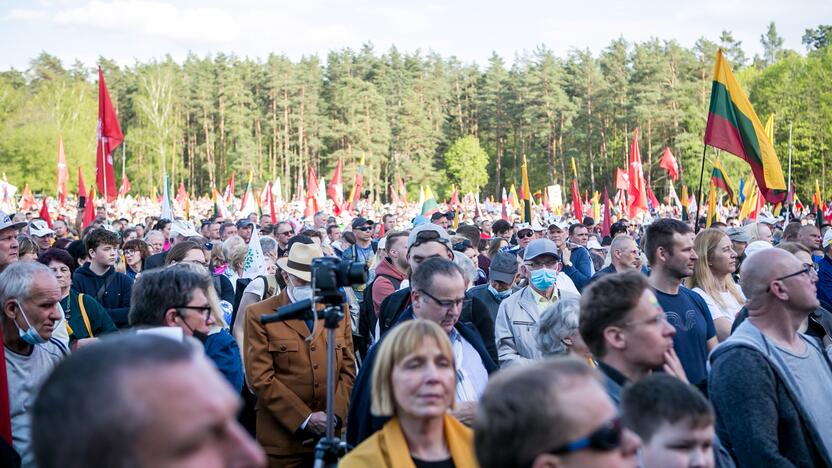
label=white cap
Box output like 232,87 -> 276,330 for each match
587,238 -> 603,250
28,219 -> 55,237
171,219 -> 200,239
757,214 -> 780,226
531,219 -> 546,232
823,229 -> 832,250
745,240 -> 773,258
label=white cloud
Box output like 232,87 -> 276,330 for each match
52,0 -> 243,43
6,8 -> 48,20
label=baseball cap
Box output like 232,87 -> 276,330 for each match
28,219 -> 55,237
170,219 -> 200,238
407,223 -> 451,249
0,212 -> 27,233
745,240 -> 773,258
236,219 -> 254,229
587,238 -> 603,250
757,214 -> 780,226
823,229 -> 832,249
352,217 -> 374,229
523,238 -> 561,262
490,251 -> 519,283
531,220 -> 546,232
727,227 -> 752,243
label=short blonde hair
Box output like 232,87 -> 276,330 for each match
370,320 -> 456,417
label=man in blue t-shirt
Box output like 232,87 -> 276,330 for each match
644,219 -> 717,391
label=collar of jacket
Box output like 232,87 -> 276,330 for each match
378,414 -> 476,468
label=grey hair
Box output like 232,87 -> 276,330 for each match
143,229 -> 164,243
452,250 -> 478,285
259,235 -> 278,256
0,261 -> 53,305
128,264 -> 213,327
536,297 -> 581,357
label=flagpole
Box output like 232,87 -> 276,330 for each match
694,145 -> 708,233
785,123 -> 793,224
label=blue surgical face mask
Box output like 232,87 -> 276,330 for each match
530,268 -> 558,291
15,301 -> 47,346
488,284 -> 512,300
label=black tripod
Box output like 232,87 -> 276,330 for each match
260,295 -> 350,467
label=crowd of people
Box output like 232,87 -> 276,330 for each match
1,195 -> 832,468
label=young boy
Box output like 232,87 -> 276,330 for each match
71,227 -> 134,328
621,374 -> 718,468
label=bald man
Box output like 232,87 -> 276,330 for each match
709,249 -> 832,467
591,235 -> 641,282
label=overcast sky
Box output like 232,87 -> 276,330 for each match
1,0 -> 828,71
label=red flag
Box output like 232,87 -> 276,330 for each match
390,185 -> 401,205
176,182 -> 188,206
659,147 -> 679,181
352,164 -> 364,204
571,179 -> 583,220
82,186 -> 96,228
397,176 -> 407,203
39,198 -> 52,227
118,173 -> 131,198
224,173 -> 235,204
20,184 -> 36,211
268,183 -> 277,224
602,188 -> 612,237
77,165 -> 87,199
615,168 -> 629,191
647,186 -> 660,210
327,159 -> 344,214
307,166 -> 320,211
627,128 -> 649,218
450,188 -> 460,207
57,137 -> 68,207
96,67 -> 123,202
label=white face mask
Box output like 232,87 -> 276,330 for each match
288,277 -> 313,302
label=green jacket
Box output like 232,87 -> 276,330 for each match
60,289 -> 118,345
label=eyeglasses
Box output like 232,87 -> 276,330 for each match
546,417 -> 623,456
173,305 -> 213,319
525,260 -> 561,269
621,313 -> 668,328
354,226 -> 373,232
517,230 -> 534,240
418,289 -> 465,309
767,263 -> 816,292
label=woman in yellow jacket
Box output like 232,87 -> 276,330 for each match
340,319 -> 477,468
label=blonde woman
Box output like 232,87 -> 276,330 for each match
687,229 -> 746,341
340,320 -> 477,468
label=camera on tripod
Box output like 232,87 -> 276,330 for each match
312,257 -> 367,306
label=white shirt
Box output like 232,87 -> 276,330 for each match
692,287 -> 746,323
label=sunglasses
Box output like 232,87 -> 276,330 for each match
453,240 -> 473,251
517,230 -> 534,239
547,417 -> 623,456
354,226 -> 373,232
278,230 -> 294,236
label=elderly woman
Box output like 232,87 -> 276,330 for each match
341,320 -> 477,468
38,248 -> 117,349
536,297 -> 592,362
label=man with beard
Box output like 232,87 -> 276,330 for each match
644,219 -> 717,392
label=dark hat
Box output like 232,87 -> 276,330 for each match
490,251 -> 519,283
351,217 -> 374,229
236,219 -> 254,229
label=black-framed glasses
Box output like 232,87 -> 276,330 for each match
547,417 -> 623,455
173,305 -> 213,319
525,259 -> 561,269
418,289 -> 465,309
517,230 -> 534,239
767,264 -> 815,292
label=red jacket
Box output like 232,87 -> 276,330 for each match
372,258 -> 407,317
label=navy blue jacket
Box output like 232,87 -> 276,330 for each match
71,263 -> 134,328
204,328 -> 244,392
346,308 -> 498,447
562,246 -> 593,291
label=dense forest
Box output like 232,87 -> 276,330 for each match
1,23 -> 830,203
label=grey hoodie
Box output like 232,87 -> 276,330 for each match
709,319 -> 832,467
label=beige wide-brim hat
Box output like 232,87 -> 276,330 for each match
276,242 -> 324,282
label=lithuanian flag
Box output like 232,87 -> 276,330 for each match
710,160 -> 736,204
521,155 -> 532,223
704,50 -> 785,203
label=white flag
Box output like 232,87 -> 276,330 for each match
242,226 -> 266,279
160,175 -> 173,221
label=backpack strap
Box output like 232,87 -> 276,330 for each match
77,293 -> 94,338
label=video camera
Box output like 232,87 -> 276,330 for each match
260,257 -> 367,324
